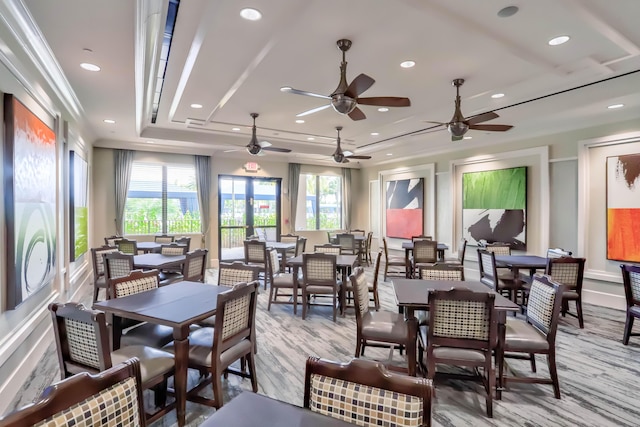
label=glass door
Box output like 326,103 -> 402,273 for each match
218,176 -> 281,261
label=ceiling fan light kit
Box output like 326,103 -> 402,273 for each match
245,113 -> 292,156
331,126 -> 372,163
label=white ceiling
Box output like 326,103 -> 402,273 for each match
23,0 -> 640,166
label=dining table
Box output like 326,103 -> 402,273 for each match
93,281 -> 226,427
200,391 -> 356,426
136,241 -> 162,253
133,253 -> 186,270
392,278 -> 520,388
494,254 -> 548,278
401,242 -> 450,277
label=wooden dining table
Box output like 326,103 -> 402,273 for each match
93,281 -> 226,427
200,391 -> 356,426
392,278 -> 520,387
136,241 -> 162,253
494,254 -> 548,278
133,253 -> 186,269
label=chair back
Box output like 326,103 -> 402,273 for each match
621,264 -> 640,308
547,248 -> 572,258
174,236 -> 191,250
525,275 -> 564,343
211,281 -> 259,358
160,242 -> 188,256
0,358 -> 145,427
295,237 -> 307,256
484,243 -> 511,256
244,240 -> 267,264
419,264 -> 465,281
372,250 -> 382,293
91,245 -> 118,279
350,267 -> 370,326
268,248 -> 281,278
336,233 -> 355,252
103,235 -> 122,246
108,269 -> 160,299
154,234 -> 175,243
115,238 -> 138,255
303,253 -> 337,284
412,235 -> 432,242
183,249 -> 208,282
349,229 -> 365,236
477,249 -> 498,290
218,261 -> 259,287
457,238 -> 467,264
304,357 -> 432,427
104,252 -> 134,282
366,231 -> 373,248
382,237 -> 391,259
48,302 -> 112,377
313,244 -> 342,255
428,288 -> 496,348
545,257 -> 585,292
280,233 -> 299,244
413,239 -> 438,264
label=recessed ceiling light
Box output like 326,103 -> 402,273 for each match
386,153 -> 393,156
370,132 -> 379,136
463,136 -> 473,140
497,6 -> 519,18
400,60 -> 415,68
103,119 -> 115,124
608,103 -> 624,109
377,107 -> 389,112
80,62 -> 100,72
307,137 -> 315,140
232,127 -> 241,131
240,8 -> 262,21
491,93 -> 505,99
190,103 -> 203,109
295,119 -> 305,124
548,35 -> 570,46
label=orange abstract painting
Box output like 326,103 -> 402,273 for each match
607,155 -> 640,262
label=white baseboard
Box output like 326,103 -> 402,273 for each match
582,289 -> 626,311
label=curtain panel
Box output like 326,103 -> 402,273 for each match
288,163 -> 301,232
342,167 -> 352,230
194,155 -> 211,248
113,149 -> 135,235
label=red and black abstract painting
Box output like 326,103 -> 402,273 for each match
386,178 -> 424,239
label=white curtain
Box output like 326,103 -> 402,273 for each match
288,163 -> 301,233
114,149 -> 134,235
342,167 -> 352,230
195,155 -> 211,249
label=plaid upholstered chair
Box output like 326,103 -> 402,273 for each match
90,245 -> 119,302
107,270 -> 175,349
314,243 -> 342,255
545,257 -> 586,328
48,303 -> 175,424
164,281 -> 259,409
478,249 -> 524,302
411,239 -> 438,277
266,248 -> 298,313
103,234 -> 122,246
419,263 -> 465,281
0,358 -> 146,427
104,252 -> 134,290
423,288 -> 497,417
154,234 -> 175,243
337,233 -> 357,255
244,239 -> 268,288
382,237 -> 408,281
301,253 -> 343,321
350,267 -> 417,375
115,238 -> 138,255
182,248 -> 208,282
621,264 -> 640,345
484,242 -> 511,255
304,356 -> 432,427
498,274 -> 564,399
159,242 -> 188,255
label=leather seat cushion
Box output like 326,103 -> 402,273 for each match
505,318 -> 549,352
387,256 -> 406,264
562,290 -> 580,300
95,276 -> 107,288
273,273 -> 294,287
112,345 -> 174,384
121,323 -> 175,348
305,283 -> 341,294
164,327 -> 252,368
629,306 -> 640,317
361,311 -> 408,342
429,347 -> 488,363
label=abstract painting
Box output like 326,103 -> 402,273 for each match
386,178 -> 423,239
607,154 -> 640,262
3,94 -> 57,309
462,166 -> 527,250
70,151 -> 88,261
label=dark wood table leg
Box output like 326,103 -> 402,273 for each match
173,327 -> 190,427
405,248 -> 412,278
404,307 -> 418,376
496,311 -> 507,400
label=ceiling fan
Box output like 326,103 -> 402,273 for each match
332,126 -> 371,163
245,113 -> 292,156
425,78 -> 513,141
280,39 -> 411,121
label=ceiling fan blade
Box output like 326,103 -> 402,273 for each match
357,96 -> 411,107
348,107 -> 366,121
469,124 -> 513,132
345,73 -> 375,98
280,86 -> 330,99
256,150 -> 266,156
341,158 -> 350,163
452,135 -> 463,142
343,150 -> 354,157
466,111 -> 499,125
347,155 -> 371,160
262,146 -> 292,153
258,140 -> 272,147
296,104 -> 331,117
423,120 -> 448,125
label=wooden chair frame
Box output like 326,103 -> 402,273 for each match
621,263 -> 640,345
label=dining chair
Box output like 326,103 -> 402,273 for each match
382,237 -> 408,281
280,233 -> 299,244
174,236 -> 191,250
484,242 -> 512,255
439,237 -> 467,266
412,235 -> 433,241
217,261 -> 260,287
90,245 -> 119,302
547,247 -> 572,258
301,253 -> 343,322
419,263 -> 465,281
103,234 -> 122,246
159,242 -> 188,255
157,243 -> 190,284
498,274 -> 564,399
411,239 -> 438,277
545,256 -> 586,328
349,229 -> 366,236
244,239 -> 268,288
424,288 -> 497,417
154,234 -> 175,243
48,302 -> 175,424
364,231 -> 374,265
182,248 -> 208,282
304,356 -> 432,427
313,243 -> 342,255
267,248 -> 298,313
163,281 -> 259,409
477,249 -> 524,302
350,267 -> 416,375
0,358 -> 146,427
115,238 -> 138,255
107,269 -> 175,349
336,233 -> 357,255
104,251 -> 134,290
621,263 -> 640,345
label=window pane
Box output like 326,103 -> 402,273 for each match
295,174 -> 342,231
319,176 -> 341,230
166,166 -> 201,233
125,163 -> 162,234
305,174 -> 316,230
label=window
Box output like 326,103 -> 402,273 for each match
124,162 -> 201,234
296,174 -> 342,230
